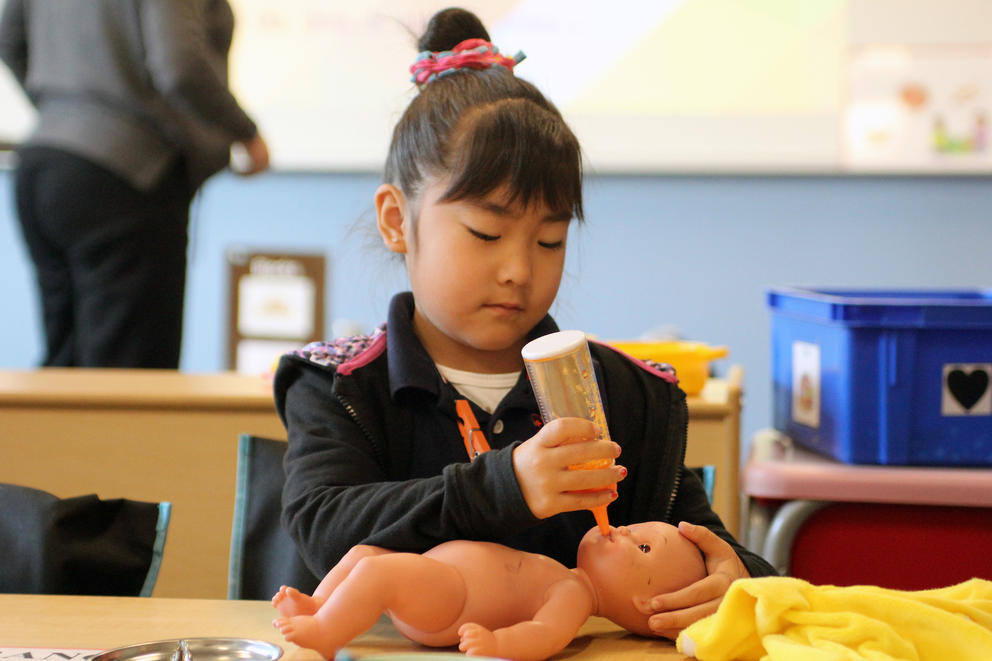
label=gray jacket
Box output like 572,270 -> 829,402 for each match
0,0 -> 258,191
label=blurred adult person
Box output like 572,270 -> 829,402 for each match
0,0 -> 269,367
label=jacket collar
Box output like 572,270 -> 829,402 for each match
385,292 -> 560,401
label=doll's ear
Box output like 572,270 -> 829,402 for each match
375,184 -> 409,254
631,595 -> 654,616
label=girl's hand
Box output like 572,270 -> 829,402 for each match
646,521 -> 749,639
233,133 -> 270,175
511,417 -> 625,520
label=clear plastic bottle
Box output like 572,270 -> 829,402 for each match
522,330 -> 613,536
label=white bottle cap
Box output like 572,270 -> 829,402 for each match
521,330 -> 588,362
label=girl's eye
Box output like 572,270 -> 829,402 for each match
538,239 -> 565,250
468,228 -> 499,242
638,544 -> 651,554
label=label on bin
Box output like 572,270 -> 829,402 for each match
792,341 -> 821,428
942,363 -> 992,416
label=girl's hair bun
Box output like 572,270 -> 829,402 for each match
417,7 -> 490,52
388,6 -> 583,224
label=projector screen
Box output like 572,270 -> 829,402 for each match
222,0 -> 848,172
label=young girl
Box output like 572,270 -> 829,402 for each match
274,7 -> 775,639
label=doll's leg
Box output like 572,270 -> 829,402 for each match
273,553 -> 467,659
272,545 -> 392,618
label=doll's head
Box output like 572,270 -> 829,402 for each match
576,522 -> 707,637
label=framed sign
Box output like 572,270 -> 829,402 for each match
227,250 -> 326,374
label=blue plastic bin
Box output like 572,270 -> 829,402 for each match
768,288 -> 992,465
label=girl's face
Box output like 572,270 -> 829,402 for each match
378,178 -> 571,373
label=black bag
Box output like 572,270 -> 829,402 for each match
0,483 -> 170,595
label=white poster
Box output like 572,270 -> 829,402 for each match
845,46 -> 992,171
237,273 -> 316,339
792,341 -> 821,428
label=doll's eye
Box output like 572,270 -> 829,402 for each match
638,544 -> 651,553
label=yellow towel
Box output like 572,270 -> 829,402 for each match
676,577 -> 992,661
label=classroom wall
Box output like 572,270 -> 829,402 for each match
2,168 -> 991,448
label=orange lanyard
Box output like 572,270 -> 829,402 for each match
455,399 -> 491,460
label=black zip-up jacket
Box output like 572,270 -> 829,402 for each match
274,292 -> 775,578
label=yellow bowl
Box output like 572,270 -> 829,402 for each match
605,341 -> 728,395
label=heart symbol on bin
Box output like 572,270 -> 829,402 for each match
947,368 -> 990,411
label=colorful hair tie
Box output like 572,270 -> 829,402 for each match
410,38 -> 526,86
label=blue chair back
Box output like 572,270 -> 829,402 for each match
228,434 -> 319,599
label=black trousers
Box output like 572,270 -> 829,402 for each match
14,146 -> 193,368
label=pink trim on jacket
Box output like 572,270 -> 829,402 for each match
337,331 -> 387,376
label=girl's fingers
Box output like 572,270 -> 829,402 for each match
532,417 -> 600,448
513,418 -> 624,519
556,438 -> 621,467
559,464 -> 627,493
677,521 -> 750,580
676,521 -> 730,558
647,597 -> 722,638
650,574 -> 727,613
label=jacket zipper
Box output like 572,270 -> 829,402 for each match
663,392 -> 690,522
336,393 -> 386,468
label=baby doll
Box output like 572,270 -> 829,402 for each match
272,522 -> 707,661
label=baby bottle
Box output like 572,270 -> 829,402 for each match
522,330 -> 613,536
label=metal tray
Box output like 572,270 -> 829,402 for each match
91,638 -> 282,661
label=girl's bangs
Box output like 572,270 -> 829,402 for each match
440,101 -> 583,220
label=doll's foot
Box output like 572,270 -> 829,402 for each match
271,585 -> 321,617
273,615 -> 338,659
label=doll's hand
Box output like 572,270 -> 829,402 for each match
458,622 -> 498,657
646,521 -> 749,639
511,417 -> 625,520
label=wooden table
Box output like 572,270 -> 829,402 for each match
0,594 -> 690,660
0,367 -> 742,599
0,369 -> 287,599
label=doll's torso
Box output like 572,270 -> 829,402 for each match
390,540 -> 589,646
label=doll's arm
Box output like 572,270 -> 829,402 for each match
458,579 -> 592,661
